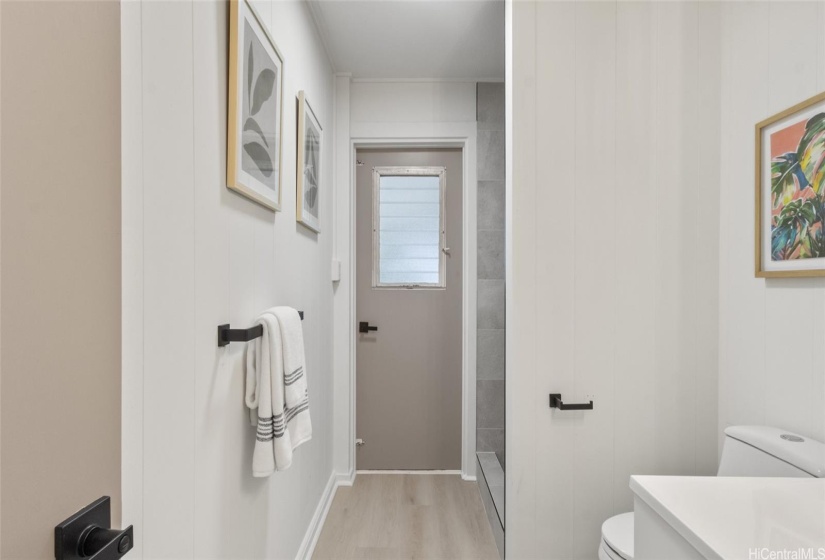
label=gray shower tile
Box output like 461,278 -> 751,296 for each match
477,329 -> 504,380
477,130 -> 505,181
477,82 -> 505,130
477,280 -> 504,329
477,380 -> 504,429
478,181 -> 505,231
478,230 -> 505,280
477,428 -> 504,454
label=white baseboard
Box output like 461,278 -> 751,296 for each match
335,468 -> 356,486
296,472 -> 339,560
461,473 -> 477,482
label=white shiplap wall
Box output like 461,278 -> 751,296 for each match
507,2 -> 721,558
122,1 -> 335,558
718,2 -> 825,449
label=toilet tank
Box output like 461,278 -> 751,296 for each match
717,426 -> 825,478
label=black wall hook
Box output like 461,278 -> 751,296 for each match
218,311 -> 304,347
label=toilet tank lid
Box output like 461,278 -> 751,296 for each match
725,426 -> 825,478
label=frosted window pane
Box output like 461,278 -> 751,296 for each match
380,217 -> 440,232
381,258 -> 440,273
379,203 -> 440,217
380,244 -> 439,259
380,189 -> 439,204
380,231 -> 440,245
377,175 -> 443,286
380,272 -> 441,284
380,176 -> 440,190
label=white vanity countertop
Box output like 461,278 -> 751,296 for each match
630,475 -> 825,560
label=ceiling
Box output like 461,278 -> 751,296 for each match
308,0 -> 505,81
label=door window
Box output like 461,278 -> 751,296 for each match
372,166 -> 446,288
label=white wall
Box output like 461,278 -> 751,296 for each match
331,74 -> 354,481
507,2 -> 720,558
350,81 -> 476,125
122,1 -> 335,558
718,1 -> 825,447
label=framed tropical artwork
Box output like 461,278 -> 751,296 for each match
227,0 -> 284,211
296,91 -> 322,233
756,91 -> 825,277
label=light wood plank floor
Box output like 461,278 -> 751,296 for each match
312,474 -> 500,560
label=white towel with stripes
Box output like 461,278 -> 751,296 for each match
270,306 -> 308,408
245,311 -> 311,476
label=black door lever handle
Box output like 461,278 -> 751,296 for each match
549,393 -> 593,410
56,496 -> 133,560
359,321 -> 378,334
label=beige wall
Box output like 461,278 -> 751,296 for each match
0,2 -> 121,558
507,2 -> 720,557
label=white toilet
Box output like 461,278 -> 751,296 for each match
598,425 -> 825,560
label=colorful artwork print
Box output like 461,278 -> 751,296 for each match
769,112 -> 825,261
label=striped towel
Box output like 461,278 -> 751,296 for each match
269,307 -> 308,409
244,311 -> 312,476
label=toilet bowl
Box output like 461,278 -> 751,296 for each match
598,512 -> 633,560
596,426 -> 825,560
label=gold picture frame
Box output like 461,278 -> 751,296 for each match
296,91 -> 322,233
755,90 -> 825,277
227,0 -> 284,211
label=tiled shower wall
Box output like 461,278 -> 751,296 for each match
476,83 -> 505,469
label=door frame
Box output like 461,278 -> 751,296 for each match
345,121 -> 477,480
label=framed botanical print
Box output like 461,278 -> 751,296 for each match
227,0 -> 284,211
756,91 -> 825,277
296,91 -> 322,232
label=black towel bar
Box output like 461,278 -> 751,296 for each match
217,311 -> 304,347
